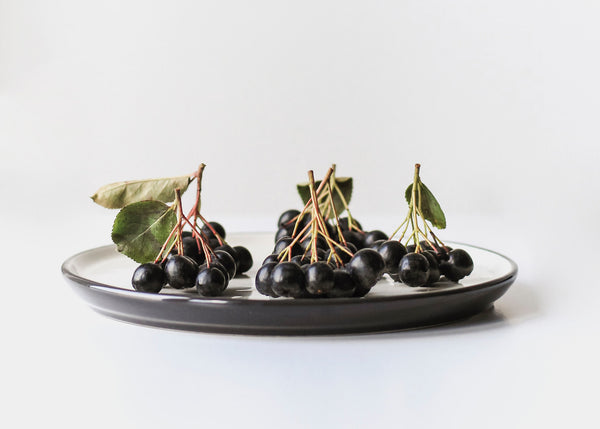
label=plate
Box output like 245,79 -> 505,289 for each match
61,232 -> 518,335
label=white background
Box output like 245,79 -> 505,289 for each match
1,1 -> 599,428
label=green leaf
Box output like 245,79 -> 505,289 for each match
297,177 -> 353,215
91,175 -> 192,209
111,201 -> 177,263
405,181 -> 446,229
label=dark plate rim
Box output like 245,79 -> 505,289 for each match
61,239 -> 518,307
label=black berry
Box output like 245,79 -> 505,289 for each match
255,262 -> 279,297
196,266 -> 228,296
270,262 -> 306,298
347,248 -> 385,290
132,263 -> 166,293
304,262 -> 335,295
440,249 -> 473,282
233,245 -> 253,274
398,252 -> 429,287
164,255 -> 198,289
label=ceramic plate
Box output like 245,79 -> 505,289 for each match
62,232 -> 517,335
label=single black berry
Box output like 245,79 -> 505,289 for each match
377,240 -> 407,275
164,255 -> 198,289
347,248 -> 385,290
398,252 -> 429,287
277,209 -> 301,228
196,266 -> 228,296
422,251 -> 441,285
363,230 -> 388,248
304,262 -> 335,295
439,249 -> 473,282
202,221 -> 226,240
291,254 -> 311,266
132,263 -> 166,293
338,217 -> 362,231
233,245 -> 253,274
342,230 -> 366,250
275,227 -> 292,243
182,236 -> 205,264
327,269 -> 357,298
255,262 -> 278,297
198,260 -> 229,285
370,239 -> 386,251
263,254 -> 280,264
274,236 -> 303,257
214,243 -> 237,258
270,262 -> 306,298
213,250 -> 237,280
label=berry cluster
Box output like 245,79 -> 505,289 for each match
255,163 -> 474,297
371,239 -> 472,287
131,166 -> 252,295
381,164 -> 474,287
255,168 -> 387,299
132,221 -> 253,295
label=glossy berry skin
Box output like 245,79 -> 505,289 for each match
363,230 -> 388,248
213,250 -> 237,280
305,262 -> 335,295
277,209 -> 301,228
440,249 -> 473,282
214,244 -> 238,259
274,236 -> 302,257
164,255 -> 198,289
233,245 -> 253,274
202,221 -> 226,240
196,266 -> 228,296
262,254 -> 280,265
290,254 -> 311,266
255,262 -> 279,297
347,248 -> 385,290
275,227 -> 292,243
370,239 -> 386,251
132,263 -> 166,293
198,261 -> 229,286
399,253 -> 430,287
338,217 -> 362,231
327,269 -> 357,298
270,262 -> 306,298
342,230 -> 365,250
377,240 -> 407,275
422,251 -> 441,285
182,236 -> 205,264
345,242 -> 358,253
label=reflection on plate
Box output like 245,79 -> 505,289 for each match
61,232 -> 517,335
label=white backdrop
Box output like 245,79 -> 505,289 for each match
1,1 -> 599,428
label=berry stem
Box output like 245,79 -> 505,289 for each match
410,164 -> 421,251
196,212 -> 225,246
191,163 -> 206,228
175,189 -> 185,255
